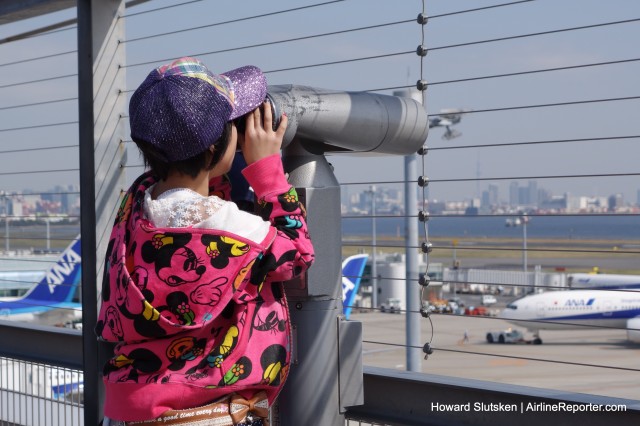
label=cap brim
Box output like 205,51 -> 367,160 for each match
223,65 -> 267,120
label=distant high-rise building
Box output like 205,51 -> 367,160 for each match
528,181 -> 538,207
608,193 -> 624,211
538,188 -> 550,205
481,190 -> 490,208
481,184 -> 499,210
488,184 -> 498,206
11,200 -> 23,218
509,182 -> 519,206
518,187 -> 529,205
58,185 -> 80,215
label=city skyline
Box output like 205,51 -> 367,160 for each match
0,176 -> 632,219
0,185 -> 80,218
1,1 -> 640,206
342,179 -> 637,216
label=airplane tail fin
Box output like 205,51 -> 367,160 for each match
20,236 -> 82,304
341,254 -> 369,320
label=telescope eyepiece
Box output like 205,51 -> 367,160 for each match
233,93 -> 281,134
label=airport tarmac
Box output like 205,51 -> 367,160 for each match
354,311 -> 640,401
428,255 -> 639,272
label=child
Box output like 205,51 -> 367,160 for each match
96,57 -> 314,425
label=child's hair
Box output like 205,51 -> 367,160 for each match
134,122 -> 231,181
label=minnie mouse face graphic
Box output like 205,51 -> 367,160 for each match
142,233 -> 206,287
158,246 -> 206,286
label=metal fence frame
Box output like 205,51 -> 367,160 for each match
0,1 -> 640,425
346,367 -> 640,425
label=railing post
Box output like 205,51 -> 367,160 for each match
397,89 -> 424,373
77,1 -> 126,424
404,151 -> 422,372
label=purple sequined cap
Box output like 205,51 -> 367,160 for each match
129,57 -> 267,161
223,65 -> 267,120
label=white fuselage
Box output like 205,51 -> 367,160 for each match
499,289 -> 640,331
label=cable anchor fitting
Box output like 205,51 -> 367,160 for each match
418,210 -> 430,222
416,80 -> 428,91
417,145 -> 428,156
416,45 -> 428,57
421,242 -> 433,254
417,13 -> 428,25
420,307 -> 431,319
423,342 -> 434,360
418,176 -> 429,187
419,274 -> 430,287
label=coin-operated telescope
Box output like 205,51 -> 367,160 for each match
267,85 -> 429,155
266,85 -> 429,298
268,85 -> 428,425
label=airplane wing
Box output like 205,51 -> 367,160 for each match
33,302 -> 82,326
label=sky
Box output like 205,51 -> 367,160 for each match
1,0 -> 640,205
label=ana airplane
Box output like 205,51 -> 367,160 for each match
567,273 -> 640,290
0,237 -> 82,326
342,254 -> 368,320
499,289 -> 640,343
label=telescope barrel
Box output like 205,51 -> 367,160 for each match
267,85 -> 429,155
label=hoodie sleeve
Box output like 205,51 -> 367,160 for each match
242,154 -> 315,281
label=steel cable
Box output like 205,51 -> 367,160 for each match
360,340 -> 640,373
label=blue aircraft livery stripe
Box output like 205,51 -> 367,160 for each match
544,308 -> 640,321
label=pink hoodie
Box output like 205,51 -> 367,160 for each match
96,155 -> 314,421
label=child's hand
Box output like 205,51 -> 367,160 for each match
239,100 -> 287,165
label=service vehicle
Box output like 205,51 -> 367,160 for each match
481,294 -> 497,305
380,298 -> 401,313
486,328 -> 525,344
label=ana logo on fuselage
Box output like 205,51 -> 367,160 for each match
45,249 -> 81,294
565,298 -> 595,307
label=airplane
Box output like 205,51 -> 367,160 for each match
567,273 -> 640,290
0,236 -> 82,326
499,289 -> 640,344
429,108 -> 466,140
342,253 -> 369,320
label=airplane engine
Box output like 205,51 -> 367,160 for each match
626,317 -> 640,343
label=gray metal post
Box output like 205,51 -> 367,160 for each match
45,219 -> 50,251
523,215 -> 528,293
523,216 -> 528,274
370,185 -> 378,309
404,152 -> 421,372
77,1 -> 126,425
278,143 -> 344,425
77,2 -> 100,423
395,89 -> 423,372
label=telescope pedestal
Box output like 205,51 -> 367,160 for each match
276,146 -> 363,425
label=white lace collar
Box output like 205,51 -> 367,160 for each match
144,185 -> 225,228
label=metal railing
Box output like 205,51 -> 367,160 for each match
1,0 -> 640,425
0,357 -> 83,426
